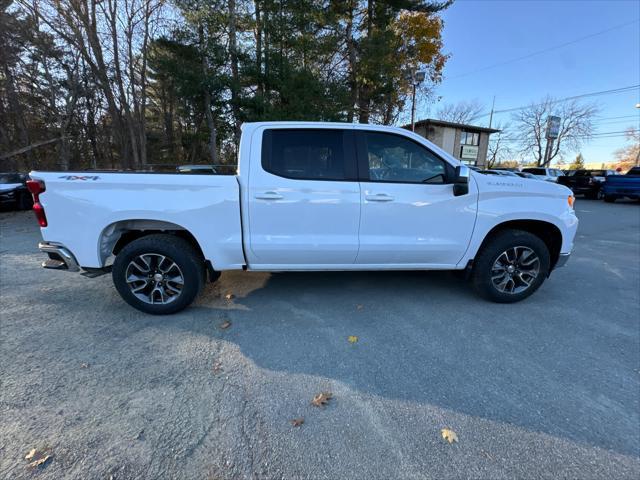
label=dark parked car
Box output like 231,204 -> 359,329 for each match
514,171 -> 540,180
602,166 -> 640,202
557,169 -> 618,199
0,173 -> 33,210
478,169 -> 521,177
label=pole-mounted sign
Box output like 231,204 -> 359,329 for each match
546,116 -> 561,139
542,115 -> 561,167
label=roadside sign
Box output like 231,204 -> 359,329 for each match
546,116 -> 561,139
461,145 -> 479,160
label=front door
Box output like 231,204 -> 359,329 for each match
355,130 -> 477,267
247,127 -> 361,267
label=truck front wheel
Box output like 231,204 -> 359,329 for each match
112,234 -> 205,315
471,229 -> 550,303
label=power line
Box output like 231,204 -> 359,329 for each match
594,118 -> 640,126
471,85 -> 640,120
595,114 -> 640,120
447,18 -> 640,80
494,86 -> 639,114
591,130 -> 638,136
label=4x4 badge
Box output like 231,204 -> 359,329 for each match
59,175 -> 100,181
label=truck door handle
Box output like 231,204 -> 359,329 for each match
255,191 -> 284,200
365,193 -> 394,202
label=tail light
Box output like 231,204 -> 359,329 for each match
26,179 -> 48,227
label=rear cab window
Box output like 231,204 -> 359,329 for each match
261,129 -> 356,181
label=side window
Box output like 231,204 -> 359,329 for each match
363,131 -> 447,184
262,129 -> 347,180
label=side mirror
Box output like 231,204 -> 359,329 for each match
453,165 -> 470,196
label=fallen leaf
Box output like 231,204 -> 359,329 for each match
291,418 -> 304,427
24,449 -> 36,461
311,392 -> 333,407
29,455 -> 52,468
481,449 -> 494,460
347,335 -> 358,344
441,428 -> 458,444
219,320 -> 232,330
224,293 -> 235,300
356,304 -> 364,311
212,361 -> 223,374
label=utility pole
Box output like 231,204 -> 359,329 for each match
635,103 -> 640,166
488,96 -> 496,129
542,138 -> 555,167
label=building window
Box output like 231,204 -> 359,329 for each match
460,131 -> 479,146
459,130 -> 480,165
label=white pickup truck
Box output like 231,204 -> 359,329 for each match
28,122 -> 578,314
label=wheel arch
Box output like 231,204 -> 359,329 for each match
475,219 -> 563,270
99,219 -> 205,266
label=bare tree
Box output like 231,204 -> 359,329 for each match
487,121 -> 514,168
436,99 -> 484,124
614,127 -> 640,169
21,0 -> 165,169
511,96 -> 597,166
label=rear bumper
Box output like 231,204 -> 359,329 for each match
38,242 -> 80,272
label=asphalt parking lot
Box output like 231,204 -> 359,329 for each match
1,200 -> 639,479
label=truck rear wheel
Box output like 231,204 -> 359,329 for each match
112,234 -> 205,315
471,229 -> 550,303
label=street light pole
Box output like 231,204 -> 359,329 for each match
411,84 -> 417,132
636,103 -> 640,167
409,70 -> 426,132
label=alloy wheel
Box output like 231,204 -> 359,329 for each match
125,253 -> 184,304
491,246 -> 540,294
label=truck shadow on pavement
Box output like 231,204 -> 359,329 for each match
163,269 -> 639,459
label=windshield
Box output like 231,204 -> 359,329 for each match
0,174 -> 24,184
575,170 -> 605,176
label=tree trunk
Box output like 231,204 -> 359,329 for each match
199,25 -> 217,164
229,0 -> 241,146
345,1 -> 358,123
2,62 -> 31,162
254,0 -> 263,99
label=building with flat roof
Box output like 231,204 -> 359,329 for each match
405,119 -> 500,169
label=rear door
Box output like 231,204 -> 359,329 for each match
355,129 -> 478,267
246,127 -> 361,267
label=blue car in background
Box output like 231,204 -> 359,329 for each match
603,167 -> 640,203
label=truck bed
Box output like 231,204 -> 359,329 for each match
29,171 -> 246,269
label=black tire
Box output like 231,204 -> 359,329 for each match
603,195 -> 616,203
471,229 -> 551,303
17,192 -> 33,210
585,190 -> 599,200
112,234 -> 205,315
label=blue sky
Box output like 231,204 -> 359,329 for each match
423,0 -> 640,165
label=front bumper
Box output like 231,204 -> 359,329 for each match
39,242 -> 80,272
555,252 -> 571,269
